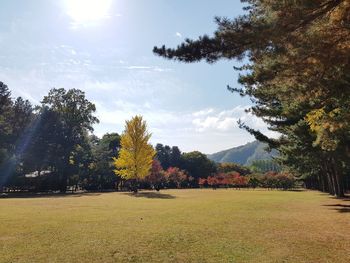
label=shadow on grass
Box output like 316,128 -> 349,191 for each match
323,204 -> 350,213
286,189 -> 304,192
0,192 -> 102,199
123,191 -> 176,199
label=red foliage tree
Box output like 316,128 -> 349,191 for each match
198,178 -> 207,187
144,159 -> 166,191
207,176 -> 219,189
205,172 -> 249,189
165,167 -> 187,188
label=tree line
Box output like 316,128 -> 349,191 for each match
0,84 -> 98,192
111,117 -> 296,192
0,87 -> 233,193
0,86 -> 291,194
199,171 -> 295,191
153,0 -> 350,197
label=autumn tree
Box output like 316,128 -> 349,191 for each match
144,159 -> 166,191
154,0 -> 350,197
114,115 -> 155,193
165,167 -> 188,189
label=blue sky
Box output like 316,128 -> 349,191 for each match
0,0 -> 274,153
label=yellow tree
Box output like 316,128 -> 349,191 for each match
114,115 -> 155,192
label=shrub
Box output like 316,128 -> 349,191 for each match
203,172 -> 248,189
200,171 -> 295,190
165,167 -> 187,188
260,172 -> 295,190
144,160 -> 166,191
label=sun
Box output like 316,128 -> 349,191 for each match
65,0 -> 113,24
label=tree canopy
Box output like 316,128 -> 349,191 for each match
153,0 -> 350,197
114,115 -> 156,191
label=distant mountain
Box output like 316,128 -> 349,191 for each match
207,141 -> 277,166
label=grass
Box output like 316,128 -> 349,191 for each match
1,189 -> 349,263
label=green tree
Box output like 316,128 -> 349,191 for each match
170,146 -> 181,167
154,0 -> 349,197
0,84 -> 34,191
217,162 -> 251,175
69,132 -> 94,191
21,108 -> 61,184
181,151 -> 217,185
86,133 -> 121,190
0,82 -> 13,151
155,144 -> 182,169
41,88 -> 99,192
155,143 -> 171,169
250,160 -> 281,173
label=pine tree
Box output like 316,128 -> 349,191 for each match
153,0 -> 350,197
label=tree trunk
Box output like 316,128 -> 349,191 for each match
0,178 -> 3,193
327,171 -> 335,196
318,169 -> 329,193
59,167 -> 68,193
331,157 -> 345,198
59,175 -> 67,193
129,179 -> 138,194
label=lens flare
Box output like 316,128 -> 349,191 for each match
65,0 -> 113,25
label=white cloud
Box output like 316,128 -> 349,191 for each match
175,32 -> 182,38
0,65 -> 277,153
93,102 -> 279,153
192,106 -> 245,132
0,27 -> 274,154
0,69 -> 47,104
192,108 -> 214,117
0,41 -> 275,153
123,66 -> 172,72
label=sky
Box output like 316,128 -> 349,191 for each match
0,0 -> 275,154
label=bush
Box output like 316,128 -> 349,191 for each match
201,172 -> 248,189
200,171 -> 295,190
260,172 -> 295,190
143,160 -> 167,191
164,167 -> 188,188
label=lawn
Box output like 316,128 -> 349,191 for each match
0,189 -> 349,263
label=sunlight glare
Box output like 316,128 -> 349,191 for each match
65,0 -> 113,24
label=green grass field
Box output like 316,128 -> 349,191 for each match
1,189 -> 349,263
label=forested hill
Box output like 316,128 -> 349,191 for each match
207,141 -> 276,165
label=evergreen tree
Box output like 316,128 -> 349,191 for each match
87,133 -> 121,190
41,88 -> 99,192
170,146 -> 181,167
154,0 -> 350,197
